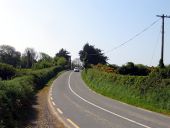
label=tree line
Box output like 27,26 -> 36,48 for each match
79,43 -> 170,76
0,44 -> 71,70
0,44 -> 71,127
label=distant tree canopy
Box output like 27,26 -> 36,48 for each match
55,48 -> 71,68
0,44 -> 71,70
39,52 -> 52,62
57,57 -> 67,67
21,48 -> 37,68
55,48 -> 70,60
79,43 -> 108,67
33,52 -> 53,69
0,45 -> 21,67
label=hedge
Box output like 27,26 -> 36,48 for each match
0,63 -> 16,80
0,66 -> 62,127
82,68 -> 170,114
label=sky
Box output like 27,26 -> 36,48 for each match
0,0 -> 170,66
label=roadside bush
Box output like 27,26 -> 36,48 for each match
0,77 -> 34,127
32,60 -> 54,69
93,63 -> 150,76
0,63 -> 16,80
31,66 -> 62,89
92,64 -> 117,73
0,66 -> 63,127
118,62 -> 150,76
82,68 -> 170,114
149,66 -> 170,79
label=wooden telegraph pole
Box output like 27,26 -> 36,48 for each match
156,14 -> 170,68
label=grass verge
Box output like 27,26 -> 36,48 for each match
82,69 -> 170,115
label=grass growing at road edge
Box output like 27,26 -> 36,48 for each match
82,69 -> 170,115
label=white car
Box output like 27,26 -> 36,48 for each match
74,67 -> 79,72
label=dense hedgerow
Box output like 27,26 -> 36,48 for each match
0,66 -> 62,127
31,66 -> 62,89
32,60 -> 54,69
0,63 -> 16,80
82,67 -> 170,114
93,63 -> 152,76
0,76 -> 34,127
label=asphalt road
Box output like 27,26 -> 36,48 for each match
50,71 -> 170,128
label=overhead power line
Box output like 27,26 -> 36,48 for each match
149,25 -> 161,66
87,18 -> 161,56
106,18 -> 161,53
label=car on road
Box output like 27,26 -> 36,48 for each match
74,67 -> 79,72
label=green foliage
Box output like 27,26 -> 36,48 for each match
57,57 -> 67,67
92,64 -> 116,73
149,66 -> 170,79
0,66 -> 62,127
55,48 -> 71,69
82,68 -> 170,114
33,60 -> 54,69
32,52 -> 54,69
32,53 -> 70,70
21,48 -> 37,68
79,43 -> 108,66
55,48 -> 70,61
0,45 -> 21,67
118,62 -> 150,76
39,52 -> 52,62
0,76 -> 34,127
31,66 -> 62,89
159,58 -> 165,68
0,63 -> 16,80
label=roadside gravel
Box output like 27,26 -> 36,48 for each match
25,86 -> 64,128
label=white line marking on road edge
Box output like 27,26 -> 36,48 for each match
57,108 -> 63,114
68,72 -> 151,128
67,118 -> 80,128
52,101 -> 56,106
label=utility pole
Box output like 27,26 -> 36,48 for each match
156,14 -> 170,68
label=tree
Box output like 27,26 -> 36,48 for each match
21,48 -> 37,68
39,52 -> 52,62
55,48 -> 71,69
57,57 -> 67,67
55,48 -> 70,61
33,52 -> 53,69
0,45 -> 21,67
79,43 -> 108,66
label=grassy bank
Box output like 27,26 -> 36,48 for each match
82,68 -> 170,115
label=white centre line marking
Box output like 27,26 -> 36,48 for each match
67,118 -> 80,128
68,72 -> 151,128
50,97 -> 53,100
52,101 -> 56,106
57,108 -> 63,114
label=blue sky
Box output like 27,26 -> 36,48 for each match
0,0 -> 170,66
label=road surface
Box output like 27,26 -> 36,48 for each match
50,71 -> 170,128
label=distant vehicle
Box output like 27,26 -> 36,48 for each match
74,67 -> 79,72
